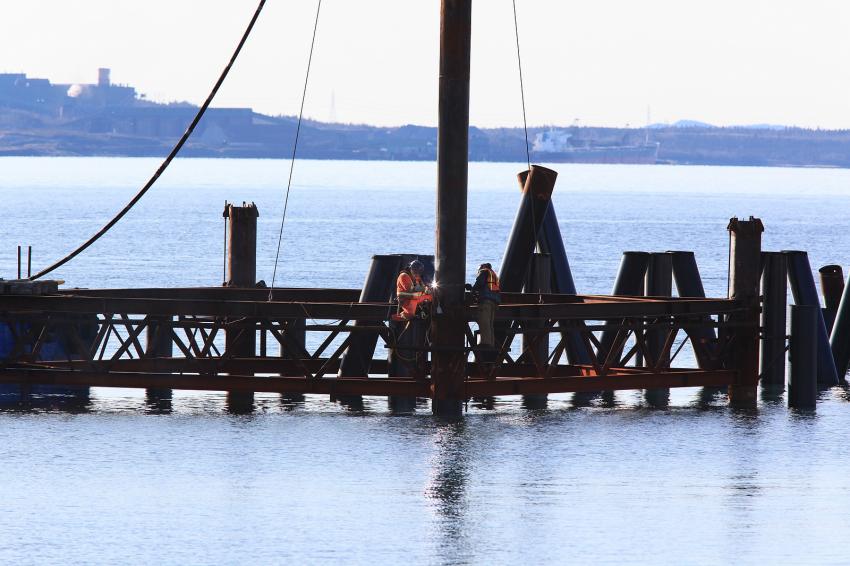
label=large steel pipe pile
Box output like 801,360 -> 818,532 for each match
597,251 -> 650,363
499,166 -> 557,292
224,202 -> 259,412
760,252 -> 788,387
431,0 -> 472,417
670,251 -> 718,369
145,316 -> 173,407
532,181 -> 590,365
644,252 -> 673,406
494,166 -> 557,368
338,254 -> 404,378
819,265 -> 844,333
521,253 -> 551,409
726,217 -> 763,406
831,271 -> 850,381
788,304 -> 818,409
784,251 -> 840,386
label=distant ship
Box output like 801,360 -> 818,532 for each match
532,128 -> 659,164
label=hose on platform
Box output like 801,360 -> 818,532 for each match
30,0 -> 267,280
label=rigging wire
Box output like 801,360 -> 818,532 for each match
512,0 -> 532,171
268,0 -> 323,300
512,0 -> 542,284
29,0 -> 268,281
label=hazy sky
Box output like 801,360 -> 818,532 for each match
3,0 -> 850,128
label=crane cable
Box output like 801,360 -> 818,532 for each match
512,0 -> 532,171
29,0 -> 267,281
512,0 -> 542,290
268,0 -> 323,300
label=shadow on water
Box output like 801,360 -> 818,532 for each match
425,419 -> 472,561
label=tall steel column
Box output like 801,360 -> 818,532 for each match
224,202 -> 259,413
726,217 -> 763,407
431,0 -> 472,417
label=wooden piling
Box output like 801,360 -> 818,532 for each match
726,217 -> 764,407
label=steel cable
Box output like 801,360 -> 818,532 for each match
269,0 -> 323,299
30,0 -> 267,280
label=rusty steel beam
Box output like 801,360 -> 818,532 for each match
70,287 -> 362,302
0,366 -> 734,398
0,294 -> 740,322
464,370 -> 737,396
0,369 -> 430,397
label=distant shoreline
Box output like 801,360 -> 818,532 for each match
6,69 -> 850,168
0,151 -> 847,171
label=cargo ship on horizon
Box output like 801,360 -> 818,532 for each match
532,128 -> 660,164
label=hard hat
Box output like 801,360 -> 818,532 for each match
409,259 -> 424,274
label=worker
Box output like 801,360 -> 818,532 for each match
469,262 -> 500,347
395,259 -> 431,320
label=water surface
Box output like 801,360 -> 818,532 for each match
0,158 -> 849,565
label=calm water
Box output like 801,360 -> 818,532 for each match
1,157 -> 850,564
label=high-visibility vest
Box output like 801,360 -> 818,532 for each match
481,267 -> 500,293
397,271 -> 424,299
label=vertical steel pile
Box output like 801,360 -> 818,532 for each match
831,271 -> 850,381
726,217 -> 763,406
145,316 -> 173,406
788,304 -> 818,408
224,202 -> 259,411
644,252 -> 673,406
431,0 -> 471,417
521,253 -> 551,408
759,252 -> 788,387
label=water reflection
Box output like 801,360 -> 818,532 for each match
144,390 -> 173,414
226,392 -> 255,415
0,395 -> 91,414
280,393 -> 305,412
760,384 -> 785,405
425,421 -> 472,561
333,395 -> 367,413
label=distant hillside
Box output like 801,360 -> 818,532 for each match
3,69 -> 850,167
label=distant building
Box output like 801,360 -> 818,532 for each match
0,68 -> 136,118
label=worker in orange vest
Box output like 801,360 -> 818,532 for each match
469,262 -> 501,347
395,260 -> 432,320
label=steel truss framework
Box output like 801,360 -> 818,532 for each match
0,287 -> 750,398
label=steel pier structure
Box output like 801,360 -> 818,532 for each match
0,285 -> 754,403
0,1 -> 769,411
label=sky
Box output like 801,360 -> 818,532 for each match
3,0 -> 850,129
